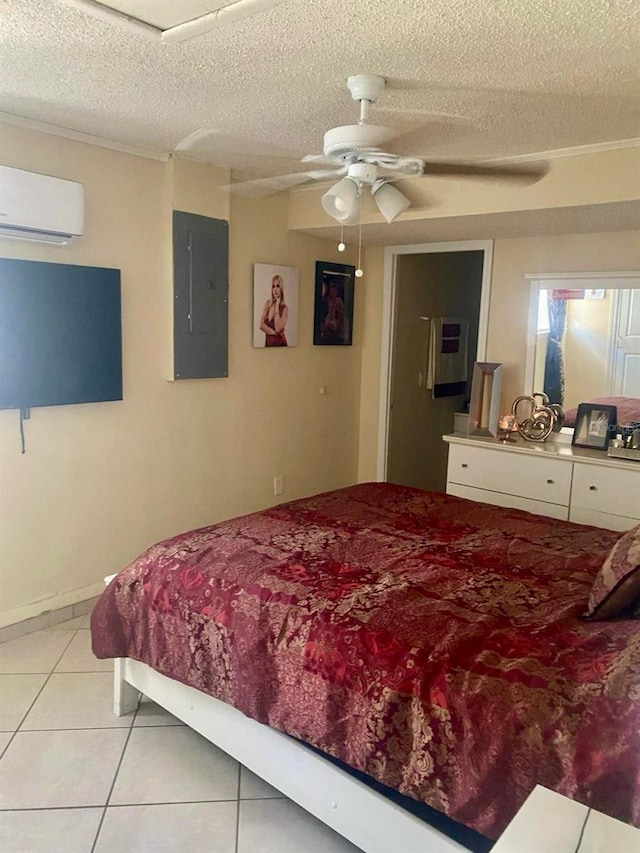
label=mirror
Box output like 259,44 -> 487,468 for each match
525,272 -> 640,432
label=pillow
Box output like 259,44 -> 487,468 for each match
582,524 -> 640,620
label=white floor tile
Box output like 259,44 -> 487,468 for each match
21,672 -> 133,730
0,728 -> 128,809
0,808 -> 103,853
54,630 -> 113,673
0,674 -> 48,730
238,799 -> 363,853
0,732 -> 13,755
0,630 -> 75,674
133,697 -> 184,727
94,802 -> 238,853
240,766 -> 285,800
110,726 -> 239,805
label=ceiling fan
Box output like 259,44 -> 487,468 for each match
213,74 -> 548,224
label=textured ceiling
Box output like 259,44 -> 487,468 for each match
1,0 -> 639,183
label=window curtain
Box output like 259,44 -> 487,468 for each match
543,294 -> 567,405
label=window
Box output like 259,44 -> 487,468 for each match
537,289 -> 550,333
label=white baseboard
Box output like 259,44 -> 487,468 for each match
0,581 -> 106,630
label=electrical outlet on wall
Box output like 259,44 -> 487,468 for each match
273,475 -> 284,496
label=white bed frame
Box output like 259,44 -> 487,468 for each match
113,657 -> 469,852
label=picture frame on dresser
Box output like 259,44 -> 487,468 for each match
467,362 -> 502,438
572,403 -> 617,451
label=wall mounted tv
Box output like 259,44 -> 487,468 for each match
0,258 -> 122,410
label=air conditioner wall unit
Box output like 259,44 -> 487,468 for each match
0,165 -> 84,245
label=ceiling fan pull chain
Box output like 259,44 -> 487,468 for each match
355,192 -> 364,278
338,223 -> 346,252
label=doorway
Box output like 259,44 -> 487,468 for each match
377,241 -> 493,491
611,289 -> 640,396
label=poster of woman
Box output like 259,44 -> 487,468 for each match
253,264 -> 299,348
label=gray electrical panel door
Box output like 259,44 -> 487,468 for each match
173,210 -> 229,379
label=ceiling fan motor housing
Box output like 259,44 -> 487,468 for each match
323,124 -> 397,161
346,74 -> 386,104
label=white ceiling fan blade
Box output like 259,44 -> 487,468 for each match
306,168 -> 345,181
301,154 -> 331,164
174,128 -> 219,151
173,129 -> 305,170
220,169 -> 341,198
420,160 -> 549,183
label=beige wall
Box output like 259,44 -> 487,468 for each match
0,123 -> 361,626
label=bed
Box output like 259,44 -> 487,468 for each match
91,483 -> 640,850
563,396 -> 640,428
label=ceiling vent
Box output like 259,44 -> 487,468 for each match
61,0 -> 287,43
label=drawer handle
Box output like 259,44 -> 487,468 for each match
461,463 -> 468,468
589,485 -> 597,492
546,479 -> 554,484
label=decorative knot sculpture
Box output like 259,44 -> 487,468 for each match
511,393 -> 564,442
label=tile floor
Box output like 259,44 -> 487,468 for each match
0,617 -> 361,852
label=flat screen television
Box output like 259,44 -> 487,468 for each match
0,258 -> 122,410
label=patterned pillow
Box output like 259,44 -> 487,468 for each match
582,524 -> 640,620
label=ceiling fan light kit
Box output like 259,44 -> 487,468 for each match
371,180 -> 411,224
322,161 -> 410,226
321,177 -> 361,225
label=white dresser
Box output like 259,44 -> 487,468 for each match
443,433 -> 640,531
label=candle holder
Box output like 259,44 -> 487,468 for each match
498,414 -> 519,443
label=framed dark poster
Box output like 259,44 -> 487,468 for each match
313,261 -> 355,346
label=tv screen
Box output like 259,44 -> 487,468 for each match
0,258 -> 122,410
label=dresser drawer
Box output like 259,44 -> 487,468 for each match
448,483 -> 569,520
447,443 -> 572,506
571,465 -> 640,520
569,507 -> 640,531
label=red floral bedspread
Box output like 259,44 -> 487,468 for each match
91,483 -> 640,840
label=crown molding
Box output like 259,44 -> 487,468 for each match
0,112 -> 169,162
